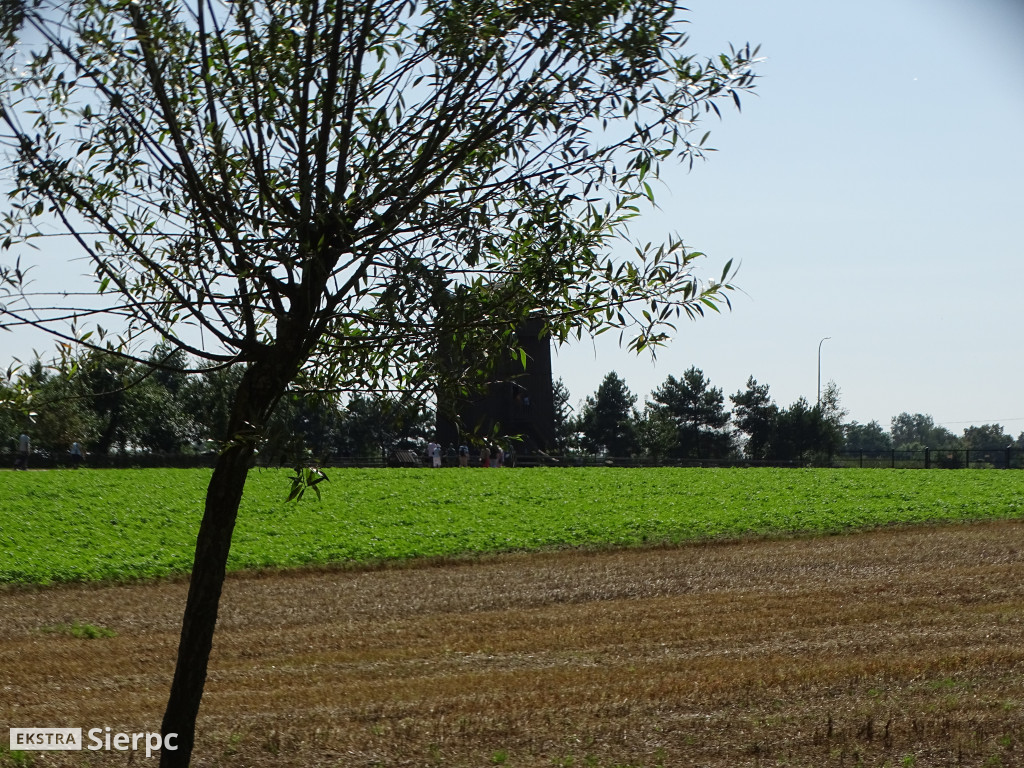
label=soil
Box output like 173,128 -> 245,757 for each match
3,521 -> 1024,767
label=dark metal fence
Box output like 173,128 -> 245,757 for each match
832,448 -> 1023,470
511,449 -> 1024,470
3,447 -> 1022,470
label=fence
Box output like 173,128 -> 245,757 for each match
2,447 -> 1022,470
832,448 -> 1023,470
507,449 -> 1024,470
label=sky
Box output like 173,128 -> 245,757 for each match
2,0 -> 1023,437
551,0 -> 1024,436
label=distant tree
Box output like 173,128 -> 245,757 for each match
961,423 -> 1011,449
0,369 -> 19,448
337,394 -> 431,458
774,398 -> 816,462
729,376 -> 777,459
261,391 -> 347,463
53,346 -> 200,454
579,372 -> 640,457
182,365 -> 246,448
890,413 -> 960,450
818,381 -> 846,429
551,378 -> 575,454
774,389 -> 843,464
646,367 -> 731,459
132,346 -> 201,452
636,406 -> 679,458
4,359 -> 100,454
844,420 -> 892,451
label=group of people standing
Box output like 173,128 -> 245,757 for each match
10,433 -> 86,470
426,440 -> 506,468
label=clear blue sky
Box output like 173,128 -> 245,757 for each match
552,0 -> 1024,436
3,0 -> 1022,437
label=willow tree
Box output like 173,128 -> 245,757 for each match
0,0 -> 756,763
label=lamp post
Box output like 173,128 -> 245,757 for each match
817,336 -> 831,407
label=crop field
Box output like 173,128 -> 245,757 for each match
3,468 -> 1024,767
2,521 -> 1024,767
2,467 -> 1024,584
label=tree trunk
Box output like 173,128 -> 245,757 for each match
158,362 -> 288,767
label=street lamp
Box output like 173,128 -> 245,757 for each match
817,336 -> 831,407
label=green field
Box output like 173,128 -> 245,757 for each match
2,467 -> 1023,584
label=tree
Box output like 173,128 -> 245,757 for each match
0,0 -> 23,46
0,0 -> 757,763
181,365 -> 246,450
844,420 -> 892,451
890,413 -> 959,450
646,366 -> 731,459
817,380 -> 846,452
773,397 -> 820,462
551,377 -> 575,454
334,393 -> 430,458
1,358 -> 98,454
961,423 -> 1011,449
579,371 -> 640,457
729,375 -> 776,459
636,403 -> 678,458
774,385 -> 844,464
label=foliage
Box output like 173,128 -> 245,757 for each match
962,423 -> 1012,450
286,465 -> 329,502
550,377 -> 575,453
646,366 -> 731,459
577,371 -> 639,457
2,347 -> 208,454
0,0 -> 23,46
2,466 -> 1023,585
636,402 -> 678,458
1,0 -> 755,379
773,397 -> 841,462
729,376 -> 776,459
41,621 -> 117,639
891,412 -> 960,451
336,394 -> 431,457
844,420 -> 893,451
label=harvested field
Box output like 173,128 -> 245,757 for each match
3,521 -> 1024,767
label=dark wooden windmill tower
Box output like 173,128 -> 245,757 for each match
436,317 -> 555,456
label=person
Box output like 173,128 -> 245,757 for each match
427,439 -> 442,468
479,443 -> 490,468
458,443 -> 470,467
16,432 -> 30,470
70,441 -> 85,469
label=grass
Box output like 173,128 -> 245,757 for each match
2,466 -> 1023,584
0,747 -> 35,768
40,621 -> 116,639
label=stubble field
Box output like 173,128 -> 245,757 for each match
3,519 -> 1024,767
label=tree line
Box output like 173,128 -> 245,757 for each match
1,346 -> 431,462
564,369 -> 1024,462
5,349 -> 1020,464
